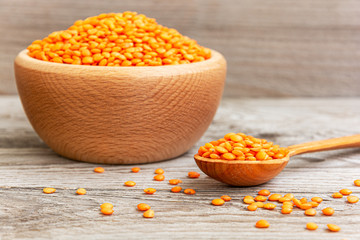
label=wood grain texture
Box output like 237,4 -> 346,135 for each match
1,96 -> 360,239
2,0 -> 360,97
14,50 -> 226,164
195,135 -> 360,186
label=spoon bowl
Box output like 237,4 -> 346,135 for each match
195,134 -> 360,186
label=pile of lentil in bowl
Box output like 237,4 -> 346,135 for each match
27,12 -> 211,66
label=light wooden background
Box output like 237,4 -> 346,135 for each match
1,0 -> 360,96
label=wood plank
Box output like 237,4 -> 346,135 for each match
0,96 -> 360,239
1,0 -> 360,97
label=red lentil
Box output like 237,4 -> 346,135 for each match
154,168 -> 164,174
43,188 -> 56,194
184,189 -> 196,195
254,196 -> 267,202
153,174 -> 165,181
327,224 -> 340,232
101,208 -> 114,215
100,203 -> 113,209
212,199 -> 225,206
168,179 -> 182,185
322,207 -> 335,216
143,209 -> 155,218
300,203 -> 313,210
124,181 -> 136,187
27,12 -> 211,66
332,192 -> 343,198
144,188 -> 156,194
311,197 -> 323,203
304,208 -> 316,216
221,195 -> 232,202
247,204 -> 258,211
253,202 -> 265,208
94,167 -> 104,173
306,222 -> 318,230
171,186 -> 182,193
281,207 -> 292,214
263,203 -> 276,210
255,219 -> 270,228
258,189 -> 270,196
339,189 -> 352,195
198,133 -> 289,161
354,179 -> 360,186
347,195 -> 359,203
131,167 -> 140,173
76,188 -> 86,195
244,196 -> 255,204
137,203 -> 151,211
268,194 -> 282,201
188,171 -> 200,178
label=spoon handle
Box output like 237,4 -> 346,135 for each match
288,134 -> 360,157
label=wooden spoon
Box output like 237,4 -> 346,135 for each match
194,134 -> 360,186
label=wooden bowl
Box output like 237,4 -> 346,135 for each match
14,49 -> 226,164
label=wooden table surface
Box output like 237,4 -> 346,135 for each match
1,96 -> 360,240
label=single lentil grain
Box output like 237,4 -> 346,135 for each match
43,188 -> 56,194
254,196 -> 267,202
268,194 -> 282,201
354,179 -> 360,186
304,208 -> 316,216
263,203 -> 276,210
94,167 -> 105,173
247,204 -> 258,211
76,188 -> 86,195
212,199 -> 225,206
101,208 -> 114,215
188,171 -> 200,178
255,219 -> 270,228
131,167 -> 140,173
347,195 -> 359,203
258,189 -> 270,196
137,203 -> 151,211
154,174 -> 165,181
144,188 -> 156,194
244,196 -> 255,204
221,195 -> 232,202
184,189 -> 196,195
332,192 -> 343,198
124,181 -> 136,187
283,193 -> 294,200
339,189 -> 352,195
171,186 -> 182,193
281,207 -> 292,214
308,201 -> 319,208
293,198 -> 302,208
100,203 -> 113,209
154,168 -> 164,174
311,197 -> 323,203
300,198 -> 307,204
327,224 -> 340,232
169,179 -> 182,185
306,222 -> 318,230
143,209 -> 155,218
322,207 -> 335,216
300,203 -> 313,210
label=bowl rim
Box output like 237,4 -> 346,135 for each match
16,48 -> 225,71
